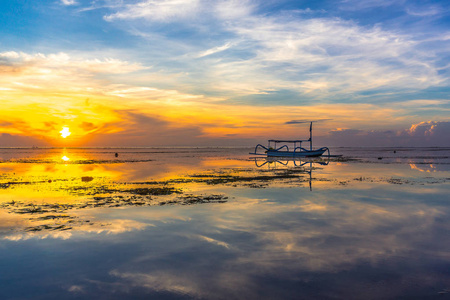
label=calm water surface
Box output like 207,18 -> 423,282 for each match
0,147 -> 449,299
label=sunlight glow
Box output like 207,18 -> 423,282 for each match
60,127 -> 71,138
61,156 -> 70,161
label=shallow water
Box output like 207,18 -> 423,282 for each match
0,147 -> 449,299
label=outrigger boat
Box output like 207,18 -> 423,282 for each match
250,121 -> 330,157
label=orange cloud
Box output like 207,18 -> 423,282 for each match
1,51 -> 444,147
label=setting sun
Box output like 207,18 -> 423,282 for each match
60,127 -> 71,139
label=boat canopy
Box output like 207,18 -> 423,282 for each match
268,139 -> 310,143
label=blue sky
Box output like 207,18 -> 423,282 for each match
0,0 -> 449,146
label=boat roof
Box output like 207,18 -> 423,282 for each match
268,139 -> 310,143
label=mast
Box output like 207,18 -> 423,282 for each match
309,121 -> 312,151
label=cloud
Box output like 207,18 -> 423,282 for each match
107,2 -> 445,101
196,42 -> 233,58
338,0 -> 405,11
0,14 -> 447,147
109,270 -> 203,297
195,235 -> 231,249
84,219 -> 150,234
0,51 -> 146,75
1,2 -> 444,148
324,121 -> 450,146
80,121 -> 96,132
81,110 -> 206,147
403,121 -> 450,139
214,0 -> 255,20
108,264 -> 256,299
85,0 -> 449,110
104,0 -> 201,22
285,119 -> 332,125
406,6 -> 442,17
0,133 -> 47,147
0,51 -> 270,146
325,128 -> 396,147
1,215 -> 151,241
0,51 -> 149,103
102,0 -> 254,22
68,285 -> 84,293
0,49 -> 445,147
231,16 -> 443,94
61,0 -> 77,5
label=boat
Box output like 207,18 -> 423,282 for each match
250,121 -> 330,157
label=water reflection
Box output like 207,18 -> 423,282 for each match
254,156 -> 330,168
409,163 -> 450,172
254,156 -> 330,190
0,148 -> 449,299
101,185 -> 450,299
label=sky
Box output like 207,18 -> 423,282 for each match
0,0 -> 449,147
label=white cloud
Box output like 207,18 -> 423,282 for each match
228,16 -> 442,93
97,1 -> 447,100
406,6 -> 441,17
103,0 -> 254,22
0,51 -> 149,96
214,0 -> 254,20
61,0 -> 78,5
196,42 -> 233,58
196,235 -> 231,249
104,0 -> 201,22
0,51 -> 146,75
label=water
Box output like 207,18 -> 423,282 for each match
0,147 -> 449,299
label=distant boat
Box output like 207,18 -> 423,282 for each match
250,121 -> 330,157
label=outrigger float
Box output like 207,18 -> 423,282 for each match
250,121 -> 330,157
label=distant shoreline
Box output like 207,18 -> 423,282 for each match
0,146 -> 449,150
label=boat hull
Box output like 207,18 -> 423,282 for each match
266,149 -> 327,157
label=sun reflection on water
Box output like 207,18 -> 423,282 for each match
0,148 -> 449,299
0,148 -> 448,240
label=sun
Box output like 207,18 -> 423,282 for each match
60,126 -> 71,138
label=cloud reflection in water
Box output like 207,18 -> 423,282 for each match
0,147 -> 449,299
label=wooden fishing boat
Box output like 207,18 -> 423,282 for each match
250,121 -> 330,157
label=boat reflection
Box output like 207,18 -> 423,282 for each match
253,156 -> 330,191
